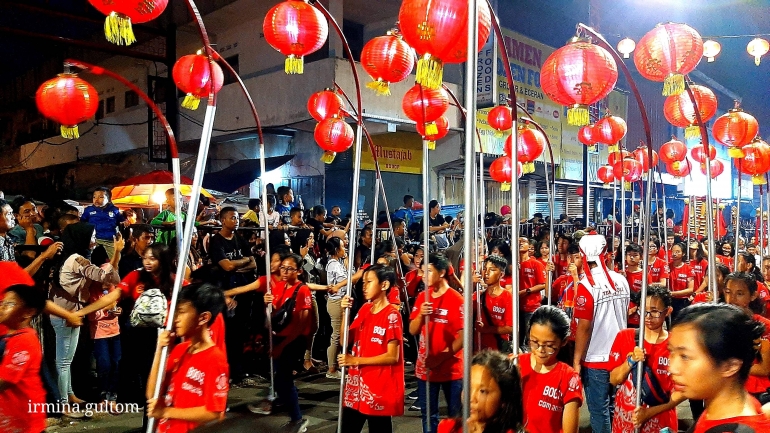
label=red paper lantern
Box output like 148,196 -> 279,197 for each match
667,160 -> 692,178
576,186 -> 584,196
402,84 -> 449,136
172,54 -> 224,111
307,89 -> 344,122
578,124 -> 597,146
613,158 -> 644,182
594,115 -> 627,151
399,0 -> 491,89
660,138 -> 688,165
88,0 -> 168,46
608,150 -> 632,166
632,144 -> 659,172
633,23 -> 703,96
699,159 -> 724,178
508,125 -> 547,174
690,145 -> 716,164
663,84 -> 718,138
490,156 -> 514,191
314,116 -> 354,164
598,165 -> 615,184
361,31 -> 415,95
487,105 -> 513,134
712,106 -> 759,158
263,0 -> 329,74
541,38 -> 618,126
416,116 -> 449,150
739,139 -> 770,185
35,73 -> 99,139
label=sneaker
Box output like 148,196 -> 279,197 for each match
247,399 -> 273,415
282,418 -> 309,432
325,371 -> 342,380
408,404 -> 421,412
407,389 -> 418,400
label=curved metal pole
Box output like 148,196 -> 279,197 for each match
735,163 -> 743,269
147,1 -> 218,432
766,173 -> 770,256
421,135 -> 433,431
659,171 -> 670,261
371,177 -> 380,264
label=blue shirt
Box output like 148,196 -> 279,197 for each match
275,201 -> 299,225
81,203 -> 125,241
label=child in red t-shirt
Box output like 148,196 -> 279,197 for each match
518,237 -> 546,346
0,278 -> 48,433
668,243 -> 694,316
520,306 -> 583,433
146,283 -> 229,433
472,256 -> 513,352
609,285 -> 681,433
437,351 -> 525,433
337,264 -> 405,432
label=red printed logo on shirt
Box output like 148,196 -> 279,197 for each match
216,373 -> 227,391
576,296 -> 587,307
11,351 -> 29,366
388,312 -> 399,324
568,375 -> 580,392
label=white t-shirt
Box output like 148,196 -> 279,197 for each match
326,258 -> 348,299
262,210 -> 281,228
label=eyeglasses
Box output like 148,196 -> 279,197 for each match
644,310 -> 664,319
279,266 -> 298,273
528,340 -> 558,355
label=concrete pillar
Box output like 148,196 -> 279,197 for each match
328,0 -> 344,58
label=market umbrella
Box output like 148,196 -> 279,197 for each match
111,170 -> 215,207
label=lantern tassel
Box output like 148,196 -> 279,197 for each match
366,80 -> 391,96
602,183 -> 611,189
416,55 -> 443,90
608,144 -> 619,153
427,141 -> 436,151
685,125 -> 701,139
672,161 -> 681,171
567,105 -> 589,126
60,125 -> 79,139
285,55 -> 304,75
524,162 -> 535,174
728,147 -> 745,158
663,73 -> 685,96
104,13 -> 136,46
181,94 -> 201,111
623,181 -> 631,191
753,174 -> 767,185
425,122 -> 438,136
321,151 -> 337,164
500,182 -> 511,192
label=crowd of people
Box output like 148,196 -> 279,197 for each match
2,186 -> 770,433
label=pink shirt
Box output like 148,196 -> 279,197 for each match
88,264 -> 120,339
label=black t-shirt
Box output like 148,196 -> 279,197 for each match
307,218 -> 325,241
118,249 -> 143,279
429,214 -> 445,228
208,233 -> 252,288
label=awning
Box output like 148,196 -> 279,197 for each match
195,155 -> 295,193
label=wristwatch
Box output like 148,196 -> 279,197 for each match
525,288 -> 531,294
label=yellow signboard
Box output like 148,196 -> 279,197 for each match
360,131 -> 423,174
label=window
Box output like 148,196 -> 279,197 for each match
95,100 -> 105,121
105,96 -> 115,114
222,55 -> 239,86
125,90 -> 139,108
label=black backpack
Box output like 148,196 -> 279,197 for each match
271,282 -> 304,334
630,329 -> 671,407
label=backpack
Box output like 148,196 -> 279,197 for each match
271,282 -> 304,334
129,288 -> 168,328
630,328 -> 671,407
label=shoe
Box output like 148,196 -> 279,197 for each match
408,404 -> 421,412
62,410 -> 85,419
282,418 -> 309,432
326,371 -> 342,379
247,399 -> 273,415
407,389 -> 418,400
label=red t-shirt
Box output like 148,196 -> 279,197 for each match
208,314 -> 227,361
410,288 -> 464,382
388,286 -> 401,305
343,303 -> 404,416
472,288 -> 513,351
692,413 -> 770,433
648,257 -> 669,284
608,329 -> 676,433
746,314 -> 770,394
520,257 -> 546,313
554,275 -> 580,341
624,268 -> 651,293
269,280 -> 312,337
690,258 -> 708,291
404,269 -> 423,298
658,248 -> 673,262
691,291 -> 711,305
500,275 -> 512,289
119,270 -> 154,301
669,262 -> 694,297
552,253 -> 570,277
158,342 -> 229,433
253,274 -> 281,294
0,328 -> 46,433
519,353 -> 583,433
551,274 -> 572,304
437,419 -> 515,433
757,282 -> 770,318
716,254 -> 734,271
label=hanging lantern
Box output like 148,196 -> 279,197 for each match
660,138 -> 688,168
633,22 -> 703,96
399,0 -> 491,89
598,165 -> 615,187
608,150 -> 632,166
747,38 -> 770,66
35,73 -> 99,139
416,116 -> 449,150
617,37 -> 636,58
662,84 -> 718,139
509,125 -> 546,174
613,158 -> 644,190
541,38 -> 618,126
263,0 -> 329,74
307,89 -> 344,122
712,104 -> 759,158
739,138 -> 770,184
578,124 -> 598,147
690,145 -> 717,164
487,105 -> 513,136
314,116 -> 354,164
490,156 -> 514,191
703,40 -> 721,62
88,0 -> 168,46
575,186 -> 585,196
699,159 -> 724,178
172,53 -> 224,110
633,143 -> 659,172
402,84 -> 449,135
594,115 -> 627,152
361,30 -> 415,95
667,160 -> 692,178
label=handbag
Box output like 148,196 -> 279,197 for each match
129,288 -> 168,328
271,282 -> 304,334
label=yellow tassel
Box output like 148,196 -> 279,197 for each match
567,105 -> 589,126
524,162 -> 535,174
493,130 -> 504,138
753,174 -> 767,185
285,55 -> 304,74
104,12 -> 136,46
663,73 -> 685,96
366,80 -> 391,96
416,56 -> 443,89
602,183 -> 611,189
608,144 -> 618,153
685,125 -> 700,139
425,122 -> 438,136
321,151 -> 336,164
181,94 -> 201,111
623,181 -> 631,191
427,141 -> 436,150
501,182 -> 511,192
60,125 -> 79,139
672,161 -> 681,171
728,147 -> 745,158
589,145 -> 597,152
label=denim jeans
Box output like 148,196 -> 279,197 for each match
581,367 -> 613,433
93,335 -> 121,401
51,316 -> 80,402
275,336 -> 306,422
417,379 -> 462,433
